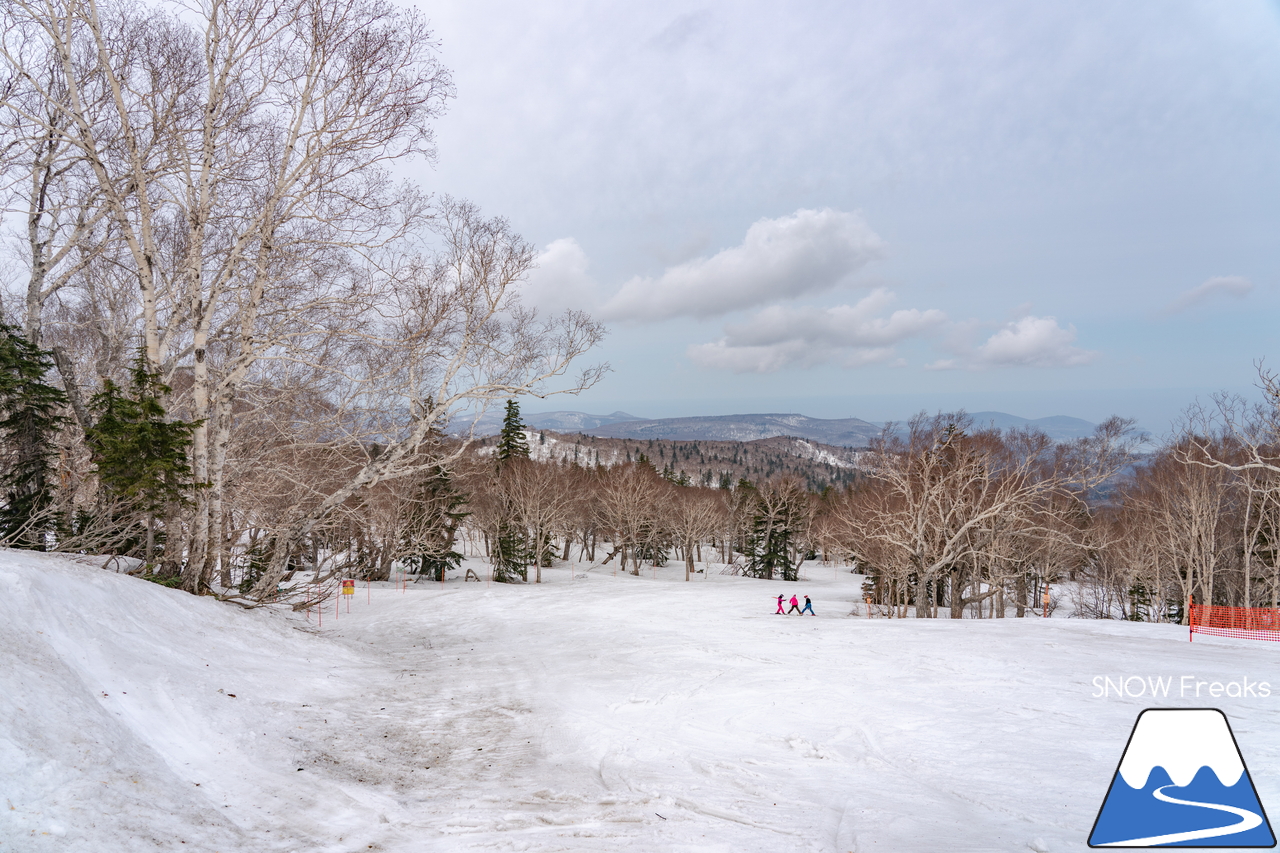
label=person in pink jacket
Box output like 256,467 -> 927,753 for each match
775,594 -> 785,614
787,595 -> 801,615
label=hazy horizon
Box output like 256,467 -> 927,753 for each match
514,382 -> 1262,439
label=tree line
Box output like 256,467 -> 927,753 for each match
402,388 -> 1280,627
833,383 -> 1280,623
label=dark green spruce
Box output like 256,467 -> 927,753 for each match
744,481 -> 808,582
492,398 -> 530,581
86,354 -> 198,566
496,398 -> 531,462
403,464 -> 470,582
0,324 -> 67,549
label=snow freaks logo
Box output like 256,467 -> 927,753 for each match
1091,676 -> 1271,700
1089,709 -> 1275,848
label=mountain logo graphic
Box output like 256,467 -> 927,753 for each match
1089,708 -> 1275,847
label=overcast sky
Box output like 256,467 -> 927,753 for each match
408,0 -> 1280,435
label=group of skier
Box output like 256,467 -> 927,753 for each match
776,594 -> 815,615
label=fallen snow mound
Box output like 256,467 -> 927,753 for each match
0,550 -> 381,852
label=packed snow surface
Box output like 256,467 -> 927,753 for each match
5,550 -> 1280,852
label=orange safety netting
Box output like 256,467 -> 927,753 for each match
1190,598 -> 1280,642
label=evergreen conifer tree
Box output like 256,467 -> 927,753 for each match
0,325 -> 68,549
492,399 -> 532,582
744,481 -> 808,581
490,521 -> 529,583
86,354 -> 198,563
633,523 -> 669,567
403,464 -> 470,581
496,399 -> 530,462
745,508 -> 796,581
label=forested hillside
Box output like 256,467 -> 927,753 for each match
472,431 -> 865,491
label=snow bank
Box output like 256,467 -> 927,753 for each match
0,550 -> 393,852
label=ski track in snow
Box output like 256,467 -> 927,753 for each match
4,550 -> 1280,851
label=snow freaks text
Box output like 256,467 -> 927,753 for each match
1091,676 -> 1271,699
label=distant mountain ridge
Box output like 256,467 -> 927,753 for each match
965,412 -> 1097,440
524,410 -> 642,431
582,413 -> 882,447
465,409 -> 642,434
464,409 -> 1099,447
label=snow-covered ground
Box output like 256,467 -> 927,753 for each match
5,550 -> 1280,852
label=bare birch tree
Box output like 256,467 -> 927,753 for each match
667,487 -> 725,581
597,462 -> 666,574
1181,368 -> 1280,608
495,458 -> 576,583
234,199 -> 605,602
831,413 -> 1134,618
2,0 -> 454,590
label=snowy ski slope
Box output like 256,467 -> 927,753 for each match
4,550 -> 1279,852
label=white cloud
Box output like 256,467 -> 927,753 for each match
686,289 -> 945,373
721,289 -> 947,347
521,238 -> 600,315
601,208 -> 884,322
1161,275 -> 1253,315
688,340 -> 830,374
931,315 -> 1097,370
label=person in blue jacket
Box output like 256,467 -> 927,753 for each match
800,595 -> 815,615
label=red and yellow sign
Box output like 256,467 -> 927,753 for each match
341,579 -> 355,595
